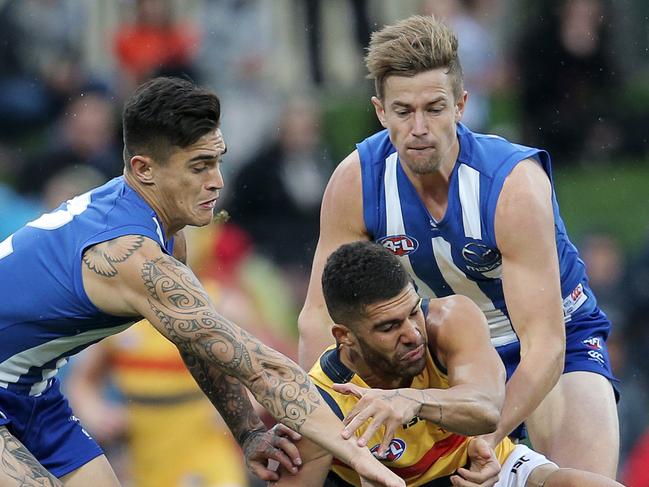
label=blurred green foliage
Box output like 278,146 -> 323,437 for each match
555,163 -> 649,251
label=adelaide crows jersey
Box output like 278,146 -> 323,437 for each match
310,346 -> 516,486
358,124 -> 603,348
0,177 -> 174,396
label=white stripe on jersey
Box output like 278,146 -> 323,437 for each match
384,153 -> 436,298
432,237 -> 516,346
0,321 -> 133,396
153,217 -> 165,246
458,164 -> 482,240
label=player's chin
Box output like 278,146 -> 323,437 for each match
399,360 -> 425,378
191,210 -> 214,227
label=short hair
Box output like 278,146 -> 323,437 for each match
365,15 -> 463,100
122,77 -> 221,166
322,241 -> 410,325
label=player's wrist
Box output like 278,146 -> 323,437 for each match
238,426 -> 267,450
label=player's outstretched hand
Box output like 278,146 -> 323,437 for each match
243,424 -> 303,482
333,382 -> 421,457
450,437 -> 500,487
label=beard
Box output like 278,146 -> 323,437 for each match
357,338 -> 426,383
401,152 -> 442,175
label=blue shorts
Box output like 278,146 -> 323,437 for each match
0,379 -> 103,478
497,307 -> 619,439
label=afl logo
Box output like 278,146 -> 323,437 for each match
371,438 -> 407,461
461,242 -> 501,272
378,235 -> 419,257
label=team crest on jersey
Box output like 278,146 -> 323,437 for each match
371,438 -> 407,461
461,242 -> 501,273
378,235 -> 419,256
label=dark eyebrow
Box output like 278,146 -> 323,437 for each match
372,298 -> 421,330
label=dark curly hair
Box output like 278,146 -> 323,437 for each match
322,241 -> 409,325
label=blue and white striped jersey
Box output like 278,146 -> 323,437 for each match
0,177 -> 174,396
359,123 -> 599,348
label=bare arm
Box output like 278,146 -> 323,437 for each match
82,237 -> 404,487
484,158 -> 565,446
298,151 -> 369,368
335,296 -> 505,454
270,437 -> 332,487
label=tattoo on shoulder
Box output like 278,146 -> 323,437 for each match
0,427 -> 62,486
82,235 -> 145,277
141,256 -> 321,432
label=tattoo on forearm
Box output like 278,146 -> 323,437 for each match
82,235 -> 145,277
142,256 -> 321,432
181,351 -> 263,444
0,427 -> 62,486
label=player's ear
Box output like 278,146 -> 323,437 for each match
129,155 -> 155,185
455,90 -> 468,123
332,324 -> 353,346
371,96 -> 387,128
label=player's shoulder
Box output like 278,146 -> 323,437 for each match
323,150 -> 362,206
425,295 -> 485,336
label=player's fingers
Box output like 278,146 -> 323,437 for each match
272,435 -> 302,467
455,466 -> 499,485
449,474 -> 486,487
358,413 -> 388,448
272,423 -> 302,442
376,425 -> 396,457
344,407 -> 376,439
333,382 -> 366,398
248,461 -> 280,482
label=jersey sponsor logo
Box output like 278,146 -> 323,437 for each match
378,235 -> 419,256
511,454 -> 530,473
563,283 -> 588,318
371,438 -> 406,461
461,242 -> 501,273
587,350 -> 606,366
582,337 -> 602,351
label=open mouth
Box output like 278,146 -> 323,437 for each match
199,199 -> 218,210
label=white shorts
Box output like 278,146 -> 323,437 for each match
495,445 -> 557,487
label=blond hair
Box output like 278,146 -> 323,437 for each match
365,15 -> 463,100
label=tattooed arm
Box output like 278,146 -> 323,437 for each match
82,236 -> 404,487
179,350 -> 303,481
0,427 -> 62,486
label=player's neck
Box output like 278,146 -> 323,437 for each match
339,347 -> 412,389
123,170 -> 182,238
400,140 -> 459,222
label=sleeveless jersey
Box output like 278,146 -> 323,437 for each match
310,346 -> 516,486
358,124 -> 600,348
0,177 -> 174,396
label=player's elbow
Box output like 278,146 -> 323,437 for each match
467,396 -> 501,435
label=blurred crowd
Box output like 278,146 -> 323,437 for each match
0,0 -> 647,485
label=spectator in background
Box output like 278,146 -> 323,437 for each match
516,0 -> 623,165
0,0 -> 104,138
196,0 -> 279,172
302,0 -> 372,86
114,0 -> 200,92
227,96 -> 333,299
67,319 -> 249,487
16,92 -> 121,196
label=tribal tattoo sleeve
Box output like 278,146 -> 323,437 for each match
141,255 -> 322,433
0,427 -> 62,486
179,350 -> 264,445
